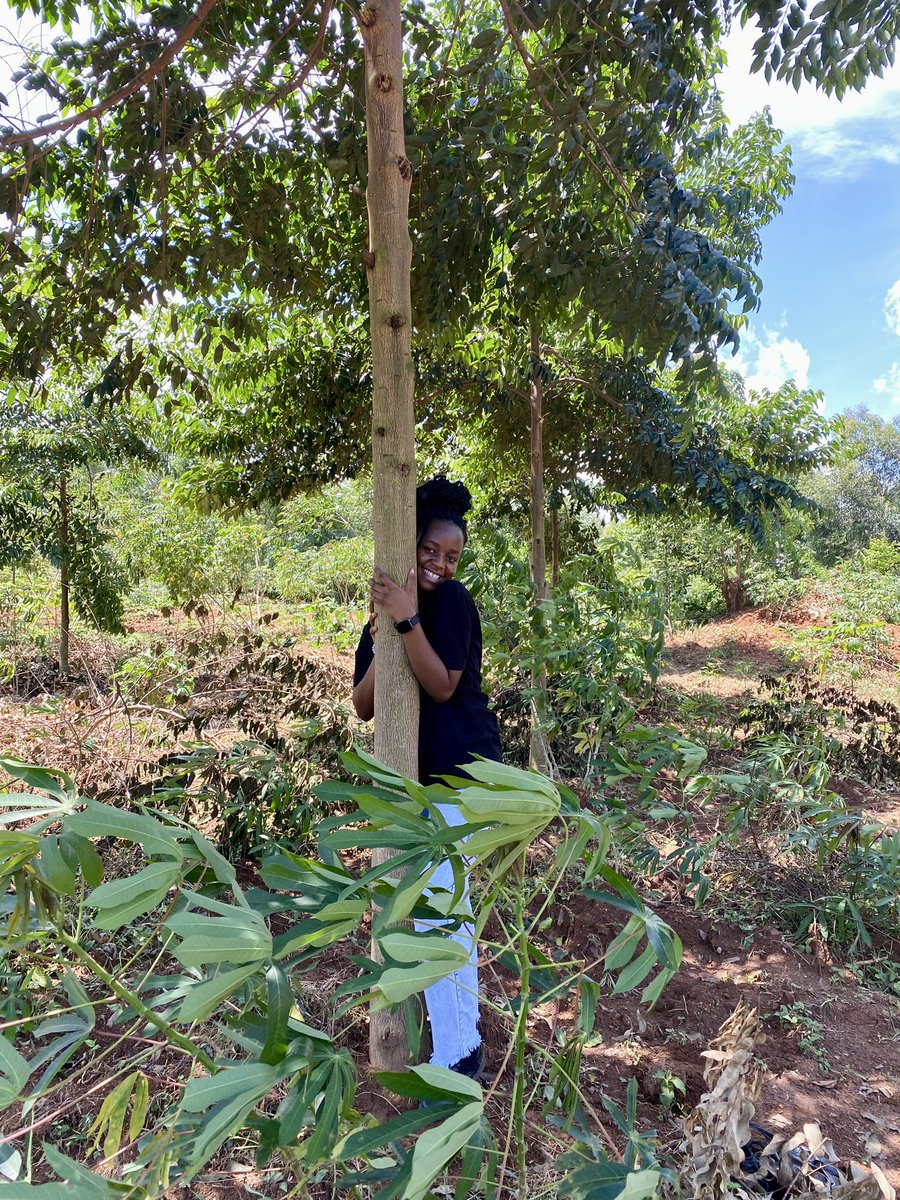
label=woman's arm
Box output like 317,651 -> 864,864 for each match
352,657 -> 375,720
352,613 -> 377,719
397,622 -> 462,703
371,568 -> 462,704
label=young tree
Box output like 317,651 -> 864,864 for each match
0,401 -> 152,675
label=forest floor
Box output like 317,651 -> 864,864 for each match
1,602 -> 899,1193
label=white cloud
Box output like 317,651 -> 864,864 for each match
731,325 -> 811,392
718,23 -> 900,178
873,363 -> 900,405
885,281 -> 900,337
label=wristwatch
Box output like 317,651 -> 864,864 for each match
394,613 -> 421,634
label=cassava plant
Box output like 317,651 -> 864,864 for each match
0,751 -> 681,1197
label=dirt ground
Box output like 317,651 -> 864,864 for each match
2,608 -> 899,1190
659,609 -> 900,705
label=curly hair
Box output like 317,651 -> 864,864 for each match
416,476 -> 472,545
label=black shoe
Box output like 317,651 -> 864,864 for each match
448,1043 -> 485,1080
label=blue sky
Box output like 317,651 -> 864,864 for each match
2,9 -> 900,420
719,25 -> 900,419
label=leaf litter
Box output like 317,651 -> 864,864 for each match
673,1002 -> 896,1200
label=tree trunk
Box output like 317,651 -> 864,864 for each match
720,541 -> 748,614
360,0 -> 418,1073
59,474 -> 70,680
550,505 -> 560,590
529,321 -> 548,605
528,319 -> 552,776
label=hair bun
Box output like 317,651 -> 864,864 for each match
416,476 -> 472,517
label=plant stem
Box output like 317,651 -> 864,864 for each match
512,855 -> 529,1200
57,930 -> 217,1072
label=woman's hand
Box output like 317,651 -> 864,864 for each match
368,610 -> 378,642
370,566 -> 416,624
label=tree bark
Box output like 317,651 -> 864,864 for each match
360,0 -> 418,1073
528,319 -> 552,776
529,321 -> 548,605
720,541 -> 748,614
59,473 -> 70,680
550,505 -> 560,590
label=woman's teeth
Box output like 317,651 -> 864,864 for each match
423,569 -> 442,582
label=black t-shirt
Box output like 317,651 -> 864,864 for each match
353,578 -> 502,784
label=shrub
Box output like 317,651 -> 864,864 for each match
271,534 -> 372,607
682,575 -> 726,621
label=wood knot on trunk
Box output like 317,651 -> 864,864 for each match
389,313 -> 404,330
397,155 -> 412,180
376,426 -> 386,437
359,5 -> 376,25
363,250 -> 376,269
400,463 -> 410,476
376,73 -> 393,92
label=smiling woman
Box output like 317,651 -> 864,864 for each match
352,476 -> 502,785
351,475 -> 502,1077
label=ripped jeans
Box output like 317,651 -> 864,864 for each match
414,801 -> 480,1068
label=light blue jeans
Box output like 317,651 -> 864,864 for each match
414,802 -> 480,1068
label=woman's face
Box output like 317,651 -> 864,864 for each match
417,520 -> 465,592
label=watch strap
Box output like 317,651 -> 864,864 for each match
394,613 -> 421,634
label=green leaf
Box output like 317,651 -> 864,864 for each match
165,903 -> 271,967
0,794 -> 69,827
61,830 -> 103,887
559,1159 -> 659,1200
189,829 -> 238,889
401,1102 -> 483,1200
408,1063 -> 482,1101
611,944 -> 657,995
129,1073 -> 149,1141
182,1062 -> 280,1113
37,835 -> 77,896
604,915 -> 644,972
89,860 -> 182,929
300,1060 -> 344,1162
0,830 -> 41,878
0,758 -> 75,803
640,964 -> 675,1010
377,955 -> 469,1004
461,758 -> 559,799
0,1143 -> 21,1182
338,1105 -> 449,1160
341,748 -> 407,789
177,963 -> 260,1023
260,962 -> 293,1065
25,971 -> 95,1104
0,1034 -> 30,1105
87,1071 -> 139,1159
66,799 -> 184,861
380,931 -> 472,964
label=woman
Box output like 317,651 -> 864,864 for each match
352,477 -> 501,1078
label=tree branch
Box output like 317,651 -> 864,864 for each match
0,0 -> 220,150
496,0 -> 637,215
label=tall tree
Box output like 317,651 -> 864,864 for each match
359,0 -> 420,1071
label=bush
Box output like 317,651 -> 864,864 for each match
857,536 -> 900,575
271,534 -> 372,607
682,575 -> 726,622
468,532 -> 665,772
